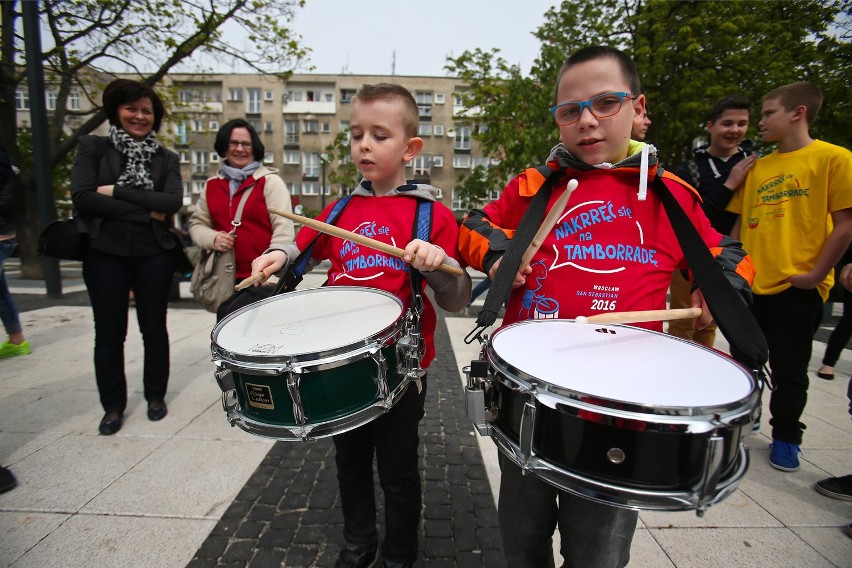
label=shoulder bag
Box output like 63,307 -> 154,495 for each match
190,185 -> 255,312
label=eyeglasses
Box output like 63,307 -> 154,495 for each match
228,140 -> 252,149
550,92 -> 635,126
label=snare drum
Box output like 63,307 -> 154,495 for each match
212,287 -> 416,440
465,319 -> 760,515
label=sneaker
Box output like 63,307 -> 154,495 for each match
0,340 -> 31,359
815,473 -> 852,501
769,440 -> 801,472
334,543 -> 377,568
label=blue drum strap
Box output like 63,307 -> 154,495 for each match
273,196 -> 352,294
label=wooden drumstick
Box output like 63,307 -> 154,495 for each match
575,307 -> 702,325
235,272 -> 265,291
520,179 -> 579,268
263,208 -> 465,278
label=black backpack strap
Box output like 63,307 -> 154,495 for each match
467,166 -> 564,343
273,196 -> 352,294
651,173 -> 769,375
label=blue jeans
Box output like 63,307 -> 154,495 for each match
752,287 -> 823,444
498,453 -> 637,568
82,248 -> 174,413
332,378 -> 427,564
0,240 -> 22,336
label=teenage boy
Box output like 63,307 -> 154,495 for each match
251,84 -> 470,568
727,81 -> 852,472
458,46 -> 755,568
669,95 -> 759,346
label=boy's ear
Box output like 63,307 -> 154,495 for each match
404,137 -> 424,162
632,94 -> 647,120
791,104 -> 807,123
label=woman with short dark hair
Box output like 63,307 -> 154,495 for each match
71,78 -> 183,435
189,119 -> 294,300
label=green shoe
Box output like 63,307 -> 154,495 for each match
0,341 -> 31,359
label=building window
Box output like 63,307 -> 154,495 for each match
193,150 -> 207,174
432,155 -> 444,167
303,152 -> 320,178
248,118 -> 261,132
175,122 -> 189,145
210,152 -> 220,163
193,119 -> 204,132
46,90 -> 57,111
209,120 -> 220,131
454,126 -> 471,150
340,89 -> 356,103
413,155 -> 431,176
285,120 -> 299,144
287,90 -> 302,102
340,120 -> 350,142
264,121 -> 274,133
321,122 -> 331,134
193,181 -> 206,194
306,90 -> 318,102
264,151 -> 274,164
302,181 -> 319,195
182,181 -> 190,199
451,188 -> 464,211
325,93 -> 333,102
179,151 -> 189,163
264,90 -> 274,101
284,150 -> 300,164
453,154 -> 471,169
418,123 -> 432,136
433,124 -> 444,136
435,93 -> 445,104
67,90 -> 80,110
247,88 -> 262,114
289,182 -> 301,195
474,156 -> 491,169
228,87 -> 243,102
303,120 -> 319,134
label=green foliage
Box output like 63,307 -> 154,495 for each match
448,0 -> 850,204
324,129 -> 359,195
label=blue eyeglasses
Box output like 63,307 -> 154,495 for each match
550,92 -> 635,126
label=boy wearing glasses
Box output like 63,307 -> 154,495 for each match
458,46 -> 754,567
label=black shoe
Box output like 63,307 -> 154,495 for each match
147,400 -> 167,421
334,543 -> 377,568
815,473 -> 852,501
0,465 -> 17,494
99,411 -> 123,435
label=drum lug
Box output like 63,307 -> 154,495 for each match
464,360 -> 497,436
286,369 -> 307,428
214,367 -> 236,392
370,346 -> 391,402
221,390 -> 239,427
696,430 -> 725,516
519,385 -> 538,469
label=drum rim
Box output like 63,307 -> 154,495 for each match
485,319 -> 759,418
211,286 -> 405,366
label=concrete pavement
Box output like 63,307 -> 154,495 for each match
0,262 -> 850,567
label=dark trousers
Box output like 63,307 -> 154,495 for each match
497,453 -> 637,568
752,287 -> 824,444
822,290 -> 852,367
83,248 -> 174,413
332,378 -> 427,564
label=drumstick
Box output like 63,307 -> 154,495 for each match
575,307 -> 702,325
520,179 -> 579,268
265,208 -> 465,277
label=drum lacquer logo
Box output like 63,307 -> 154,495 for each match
245,383 -> 275,410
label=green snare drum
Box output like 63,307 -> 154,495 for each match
211,287 -> 419,440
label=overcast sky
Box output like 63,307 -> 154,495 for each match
288,0 -> 556,76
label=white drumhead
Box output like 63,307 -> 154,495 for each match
490,320 -> 753,407
214,287 -> 402,357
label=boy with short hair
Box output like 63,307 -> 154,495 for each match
727,81 -> 852,472
252,83 -> 471,568
458,46 -> 755,567
631,109 -> 651,140
669,95 -> 758,346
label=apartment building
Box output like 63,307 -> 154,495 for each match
164,73 -> 488,221
14,72 -> 490,222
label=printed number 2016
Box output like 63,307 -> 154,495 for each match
591,299 -> 616,311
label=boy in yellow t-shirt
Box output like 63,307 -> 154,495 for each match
727,81 -> 852,472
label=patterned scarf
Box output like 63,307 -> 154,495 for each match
219,161 -> 261,197
109,125 -> 159,191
